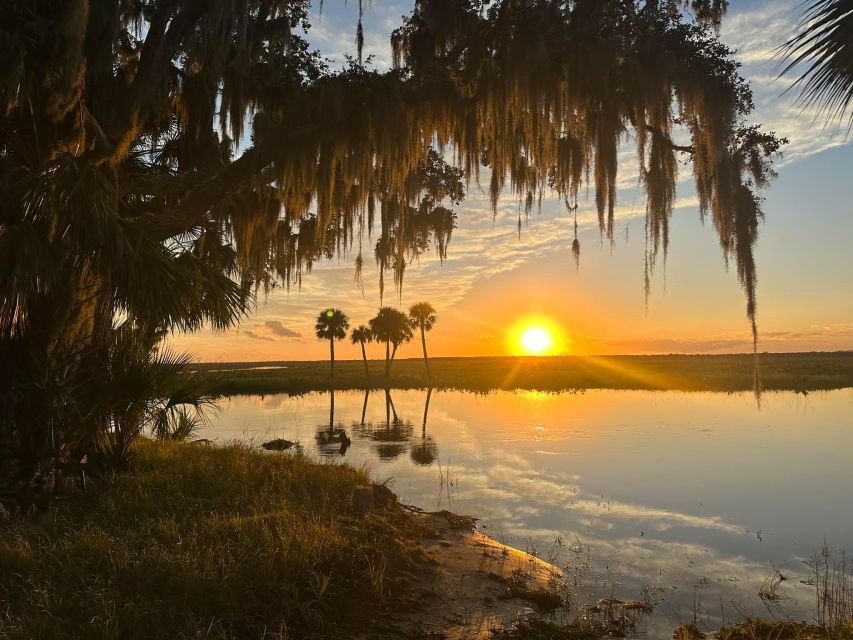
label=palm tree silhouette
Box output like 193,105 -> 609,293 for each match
315,308 -> 349,380
369,307 -> 413,378
350,325 -> 373,378
409,302 -> 437,381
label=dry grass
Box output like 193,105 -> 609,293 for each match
0,439 -> 426,639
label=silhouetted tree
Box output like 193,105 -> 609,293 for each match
409,302 -> 437,380
350,325 -> 373,378
0,0 -> 784,489
369,307 -> 412,378
315,309 -> 349,380
781,0 -> 853,127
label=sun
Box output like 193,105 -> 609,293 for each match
520,326 -> 553,355
509,318 -> 563,356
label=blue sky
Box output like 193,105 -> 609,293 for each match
171,0 -> 853,360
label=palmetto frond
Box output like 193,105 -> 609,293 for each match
369,307 -> 412,346
408,302 -> 437,331
350,325 -> 373,344
315,308 -> 350,341
780,0 -> 853,127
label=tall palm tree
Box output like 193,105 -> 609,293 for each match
315,309 -> 349,380
350,325 -> 373,378
781,0 -> 853,126
408,302 -> 437,381
368,307 -> 413,378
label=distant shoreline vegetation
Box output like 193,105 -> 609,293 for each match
192,352 -> 853,396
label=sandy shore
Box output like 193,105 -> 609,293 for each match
357,511 -> 567,639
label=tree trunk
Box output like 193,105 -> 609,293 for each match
360,341 -> 369,377
389,342 -> 399,375
385,340 -> 390,378
420,323 -> 431,380
329,337 -> 335,380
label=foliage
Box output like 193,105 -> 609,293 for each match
409,302 -> 438,332
97,323 -> 216,469
315,307 -> 350,378
410,301 -> 438,378
350,325 -> 373,346
369,307 -> 414,376
0,1 -> 784,491
780,0 -> 853,127
314,308 -> 350,342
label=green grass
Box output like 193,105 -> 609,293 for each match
0,440 -> 427,639
195,352 -> 853,396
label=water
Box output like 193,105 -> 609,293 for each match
202,388 -> 853,632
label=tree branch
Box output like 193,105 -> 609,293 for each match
644,125 -> 694,154
143,147 -> 263,240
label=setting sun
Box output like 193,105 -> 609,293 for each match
520,326 -> 553,355
509,318 -> 564,356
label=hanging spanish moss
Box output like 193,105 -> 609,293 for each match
0,0 -> 783,478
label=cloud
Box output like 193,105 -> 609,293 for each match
242,329 -> 274,342
261,320 -> 302,338
242,321 -> 303,341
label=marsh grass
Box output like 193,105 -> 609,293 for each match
0,439 -> 427,639
195,353 -> 853,396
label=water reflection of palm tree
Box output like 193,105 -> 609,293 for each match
315,388 -> 350,457
410,388 -> 437,466
368,388 -> 411,460
360,389 -> 369,426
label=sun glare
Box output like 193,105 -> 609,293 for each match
509,318 -> 563,356
521,327 -> 552,355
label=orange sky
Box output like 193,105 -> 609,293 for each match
168,2 -> 853,363
169,150 -> 853,362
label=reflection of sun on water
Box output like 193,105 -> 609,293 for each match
509,317 -> 565,356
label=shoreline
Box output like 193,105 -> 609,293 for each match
2,440 -> 850,639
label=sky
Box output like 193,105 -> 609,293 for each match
170,0 -> 853,362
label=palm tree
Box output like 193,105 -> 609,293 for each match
315,309 -> 350,380
409,302 -> 437,381
350,325 -> 373,378
781,0 -> 853,126
368,307 -> 413,378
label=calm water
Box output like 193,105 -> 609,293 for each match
203,388 -> 853,631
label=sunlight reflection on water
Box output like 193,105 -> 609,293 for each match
203,388 -> 853,633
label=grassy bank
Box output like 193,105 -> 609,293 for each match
195,352 -> 853,396
0,440 -> 426,639
2,441 -> 851,640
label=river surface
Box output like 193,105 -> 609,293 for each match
202,388 -> 853,633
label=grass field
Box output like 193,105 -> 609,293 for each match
0,440 -> 426,639
194,352 -> 853,396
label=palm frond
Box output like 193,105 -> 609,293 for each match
780,0 -> 853,127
